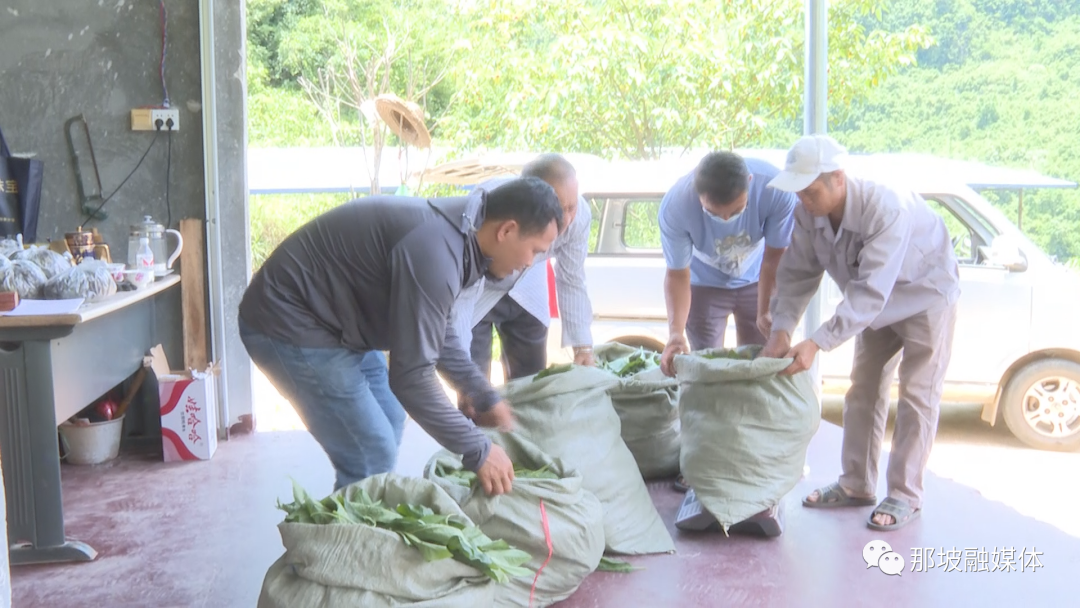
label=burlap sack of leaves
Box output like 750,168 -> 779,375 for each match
594,342 -> 681,479
502,364 -> 674,555
258,474 -> 501,608
425,431 -> 605,607
675,346 -> 819,532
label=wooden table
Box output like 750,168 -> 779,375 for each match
0,275 -> 180,565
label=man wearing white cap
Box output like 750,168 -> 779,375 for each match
761,134 -> 960,531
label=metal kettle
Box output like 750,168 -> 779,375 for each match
128,215 -> 183,276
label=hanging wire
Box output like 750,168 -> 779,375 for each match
166,130 -> 173,229
84,132 -> 162,225
159,0 -> 170,108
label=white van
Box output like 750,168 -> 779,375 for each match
538,151 -> 1080,452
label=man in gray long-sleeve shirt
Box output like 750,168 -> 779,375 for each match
238,178 -> 562,496
761,135 -> 959,532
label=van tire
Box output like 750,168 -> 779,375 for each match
1000,358 -> 1080,452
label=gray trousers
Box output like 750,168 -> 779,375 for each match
686,283 -> 766,350
839,300 -> 958,509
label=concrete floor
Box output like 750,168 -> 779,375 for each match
10,409 -> 1078,607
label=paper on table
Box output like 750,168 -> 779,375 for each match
1,298 -> 85,316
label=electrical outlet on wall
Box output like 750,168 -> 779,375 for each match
131,108 -> 180,131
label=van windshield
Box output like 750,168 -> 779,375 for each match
959,192 -> 1050,260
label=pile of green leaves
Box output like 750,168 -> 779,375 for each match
436,462 -> 560,488
701,349 -> 756,361
533,363 -> 573,381
600,348 -> 662,377
278,481 -> 533,583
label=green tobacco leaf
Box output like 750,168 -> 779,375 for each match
290,478 -> 314,506
701,349 -> 754,360
396,503 -> 435,520
515,464 -> 559,481
598,557 -> 641,573
419,513 -> 454,525
329,502 -> 361,524
400,532 -> 455,561
280,480 -> 535,583
437,462 -> 559,487
436,462 -> 478,488
533,363 -> 573,381
486,547 -> 534,568
601,347 -> 661,377
352,502 -> 400,526
409,524 -> 467,547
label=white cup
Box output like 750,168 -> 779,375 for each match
123,269 -> 154,290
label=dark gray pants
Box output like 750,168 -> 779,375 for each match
686,283 -> 766,350
470,294 -> 548,381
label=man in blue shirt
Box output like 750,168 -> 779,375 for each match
659,151 -> 798,518
659,151 -> 797,377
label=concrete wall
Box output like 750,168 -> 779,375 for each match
204,0 -> 253,431
0,0 -> 252,423
0,0 -> 250,593
0,0 -> 205,368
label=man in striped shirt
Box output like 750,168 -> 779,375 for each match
452,154 -> 595,385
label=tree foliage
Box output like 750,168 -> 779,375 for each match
443,0 -> 930,158
834,5 -> 1080,261
247,0 -> 465,191
246,0 -> 1080,262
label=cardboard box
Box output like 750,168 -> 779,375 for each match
148,345 -> 218,462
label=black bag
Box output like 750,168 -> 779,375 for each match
0,127 -> 44,242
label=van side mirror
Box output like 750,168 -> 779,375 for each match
979,237 -> 1028,272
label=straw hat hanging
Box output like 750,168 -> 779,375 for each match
374,93 -> 432,149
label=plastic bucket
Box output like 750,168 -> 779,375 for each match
58,416 -> 124,465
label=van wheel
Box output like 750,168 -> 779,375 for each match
611,336 -> 664,353
1001,358 -> 1080,451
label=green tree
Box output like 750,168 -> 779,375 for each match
248,53 -> 336,146
835,7 -> 1080,261
443,0 -> 931,159
247,0 -> 466,191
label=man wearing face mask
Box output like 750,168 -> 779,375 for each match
659,151 -> 798,378
452,153 -> 594,388
238,178 -> 562,498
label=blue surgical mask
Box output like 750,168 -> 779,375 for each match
704,207 -> 744,225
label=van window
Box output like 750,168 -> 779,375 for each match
927,198 -> 975,263
623,200 -> 663,249
588,198 -> 603,253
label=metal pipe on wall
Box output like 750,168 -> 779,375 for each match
804,0 -> 828,398
805,0 -> 829,136
199,0 -> 231,434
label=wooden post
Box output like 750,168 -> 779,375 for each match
180,218 -> 209,371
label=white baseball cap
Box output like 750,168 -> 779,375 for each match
767,134 -> 848,192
